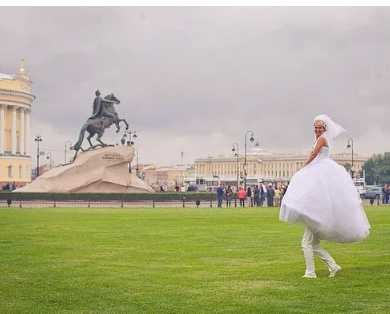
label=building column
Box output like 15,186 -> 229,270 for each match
25,109 -> 30,156
11,106 -> 17,154
20,108 -> 25,155
0,104 -> 4,154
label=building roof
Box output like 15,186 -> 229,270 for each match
195,151 -> 369,162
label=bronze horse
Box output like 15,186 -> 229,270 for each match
71,93 -> 129,160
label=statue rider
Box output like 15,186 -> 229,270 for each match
89,90 -> 103,120
89,90 -> 116,121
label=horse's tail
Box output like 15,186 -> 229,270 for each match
71,125 -> 87,151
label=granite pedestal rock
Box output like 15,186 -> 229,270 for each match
17,146 -> 153,193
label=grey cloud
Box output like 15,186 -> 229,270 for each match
0,7 -> 389,165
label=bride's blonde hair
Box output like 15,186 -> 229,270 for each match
314,119 -> 327,130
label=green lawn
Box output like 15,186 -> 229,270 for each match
0,206 -> 389,313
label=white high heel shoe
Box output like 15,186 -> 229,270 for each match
302,272 -> 317,279
329,265 -> 342,278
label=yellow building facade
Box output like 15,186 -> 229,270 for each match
0,60 -> 34,187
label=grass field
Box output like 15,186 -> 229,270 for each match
0,206 -> 389,313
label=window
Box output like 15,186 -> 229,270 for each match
19,165 -> 22,178
8,165 -> 12,178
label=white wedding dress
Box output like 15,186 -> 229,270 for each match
280,135 -> 370,243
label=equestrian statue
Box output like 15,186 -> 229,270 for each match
70,90 -> 129,161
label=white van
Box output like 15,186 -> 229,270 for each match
354,178 -> 366,196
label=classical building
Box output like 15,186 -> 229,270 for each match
193,147 -> 368,188
0,60 -> 35,187
140,164 -> 187,191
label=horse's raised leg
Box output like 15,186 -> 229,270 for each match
120,119 -> 129,130
115,120 -> 120,133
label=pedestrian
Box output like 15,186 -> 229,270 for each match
386,184 -> 390,204
246,186 -> 253,207
383,184 -> 389,204
260,183 -> 266,206
267,183 -> 275,207
280,114 -> 370,279
225,185 -> 233,207
216,184 -> 225,208
254,185 -> 260,207
238,186 -> 246,207
274,187 -> 281,207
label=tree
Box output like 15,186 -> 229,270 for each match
363,152 -> 390,185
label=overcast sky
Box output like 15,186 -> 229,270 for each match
0,7 -> 389,165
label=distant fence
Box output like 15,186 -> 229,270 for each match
0,192 -> 225,208
0,192 -> 383,208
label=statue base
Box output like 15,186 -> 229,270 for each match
16,145 -> 154,193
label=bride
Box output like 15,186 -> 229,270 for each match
279,114 -> 370,279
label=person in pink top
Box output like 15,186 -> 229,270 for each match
238,187 -> 247,207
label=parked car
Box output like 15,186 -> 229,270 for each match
361,185 -> 383,200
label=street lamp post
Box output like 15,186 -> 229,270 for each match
64,140 -> 72,164
126,129 -> 138,173
46,151 -> 54,169
136,149 -> 139,177
232,143 -> 240,191
244,130 -> 255,189
347,137 -> 354,178
34,135 -> 42,177
126,129 -> 137,145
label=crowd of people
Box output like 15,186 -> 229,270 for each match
216,183 -> 289,208
1,182 -> 17,191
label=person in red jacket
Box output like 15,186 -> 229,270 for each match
238,186 -> 247,207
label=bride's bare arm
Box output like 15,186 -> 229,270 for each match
304,136 -> 327,166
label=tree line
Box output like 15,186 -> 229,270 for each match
363,152 -> 390,185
